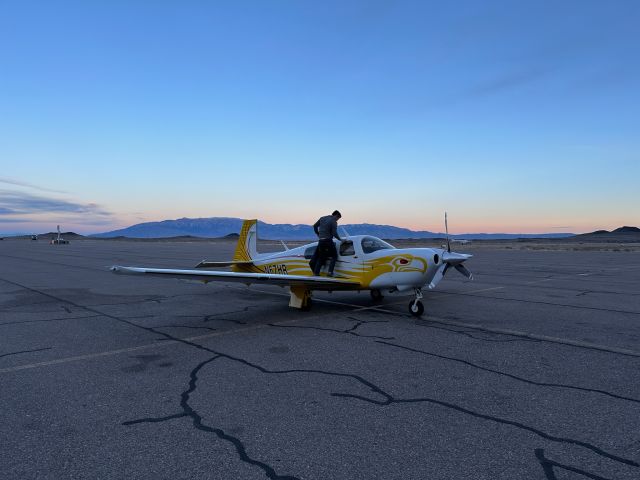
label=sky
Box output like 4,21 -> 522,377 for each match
1,0 -> 638,235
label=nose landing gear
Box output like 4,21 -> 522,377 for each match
408,288 -> 424,317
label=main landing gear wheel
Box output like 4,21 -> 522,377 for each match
409,300 -> 424,317
370,289 -> 384,302
301,297 -> 313,311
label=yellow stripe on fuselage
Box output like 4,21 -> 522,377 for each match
235,252 -> 428,289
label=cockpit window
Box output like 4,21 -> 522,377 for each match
339,241 -> 355,256
361,237 -> 394,254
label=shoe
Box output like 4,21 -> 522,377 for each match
327,272 -> 334,277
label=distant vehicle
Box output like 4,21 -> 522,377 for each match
50,225 -> 69,245
111,214 -> 473,317
31,234 -> 38,241
452,238 -> 471,245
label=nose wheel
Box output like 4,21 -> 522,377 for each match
409,300 -> 424,316
408,288 -> 424,317
370,289 -> 384,302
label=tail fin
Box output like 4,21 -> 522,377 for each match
233,219 -> 258,263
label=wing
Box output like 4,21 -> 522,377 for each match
194,260 -> 254,268
110,266 -> 361,291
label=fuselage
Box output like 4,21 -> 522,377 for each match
234,235 -> 444,291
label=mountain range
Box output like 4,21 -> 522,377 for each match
92,217 -> 576,240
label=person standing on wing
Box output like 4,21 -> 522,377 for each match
310,210 -> 342,277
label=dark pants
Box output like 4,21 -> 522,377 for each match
310,239 -> 337,275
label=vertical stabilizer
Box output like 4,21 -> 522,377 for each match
233,219 -> 258,263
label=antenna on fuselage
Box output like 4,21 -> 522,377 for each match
280,240 -> 289,251
444,212 -> 451,253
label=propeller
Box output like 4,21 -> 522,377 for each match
428,213 -> 473,289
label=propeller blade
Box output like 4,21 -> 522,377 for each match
445,212 -> 451,253
428,263 -> 449,289
454,264 -> 473,280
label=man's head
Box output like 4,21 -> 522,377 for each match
332,210 -> 342,220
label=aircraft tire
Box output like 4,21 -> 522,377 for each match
370,289 -> 384,302
408,300 -> 424,317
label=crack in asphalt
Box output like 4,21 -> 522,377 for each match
414,317 -> 640,359
201,307 -> 251,324
177,307 -> 251,325
124,355 -> 301,480
0,347 -> 51,360
376,340 -> 640,405
122,321 -> 640,472
535,448 -> 612,480
268,317 -> 394,340
2,277 -> 638,476
0,300 -> 64,312
0,278 -> 308,479
419,322 -> 542,343
331,389 -> 638,467
155,324 -> 218,332
86,296 -> 167,307
0,314 -> 101,327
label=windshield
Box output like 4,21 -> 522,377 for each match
361,237 -> 394,253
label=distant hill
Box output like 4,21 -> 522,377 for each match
613,226 -> 640,233
572,226 -> 640,243
588,226 -> 640,234
40,231 -> 83,237
92,217 -> 576,240
38,232 -> 85,240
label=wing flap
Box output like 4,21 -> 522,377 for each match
110,266 -> 360,290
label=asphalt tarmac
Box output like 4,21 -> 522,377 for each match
1,239 -> 639,479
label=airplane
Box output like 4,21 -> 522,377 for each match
111,215 -> 473,317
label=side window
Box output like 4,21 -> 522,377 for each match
361,237 -> 393,253
304,246 -> 317,259
340,241 -> 355,256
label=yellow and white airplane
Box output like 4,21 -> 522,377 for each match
111,217 -> 473,316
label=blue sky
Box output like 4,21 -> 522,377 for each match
1,1 -> 638,234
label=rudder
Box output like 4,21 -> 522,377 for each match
233,219 -> 258,263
